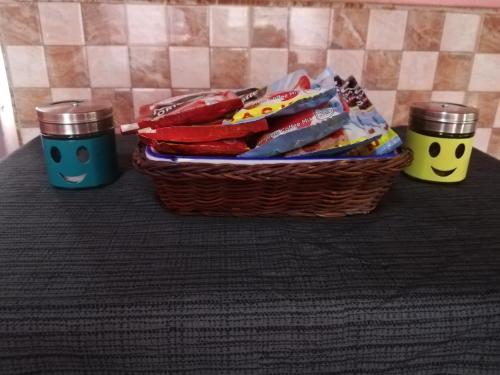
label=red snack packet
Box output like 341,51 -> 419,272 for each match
151,139 -> 249,156
120,91 -> 243,134
138,118 -> 268,143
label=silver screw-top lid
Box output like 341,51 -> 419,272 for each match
36,100 -> 114,136
409,102 -> 478,135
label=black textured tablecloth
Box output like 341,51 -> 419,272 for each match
1,136 -> 499,374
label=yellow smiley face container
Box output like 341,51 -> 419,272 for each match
404,102 -> 478,183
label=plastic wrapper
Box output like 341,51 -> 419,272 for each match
151,139 -> 249,156
239,107 -> 348,158
138,118 -> 268,143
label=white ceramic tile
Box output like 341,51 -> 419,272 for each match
469,54 -> 500,92
38,2 -> 84,45
20,128 -> 41,145
6,46 -> 49,88
87,46 -> 131,88
51,88 -> 92,102
366,10 -> 408,50
169,47 -> 210,88
289,8 -> 330,49
365,90 -> 397,125
474,128 -> 492,152
210,6 -> 250,47
327,49 -> 364,82
398,51 -> 439,90
250,48 -> 288,88
430,91 -> 466,104
127,4 -> 168,45
132,88 -> 172,117
440,13 -> 480,52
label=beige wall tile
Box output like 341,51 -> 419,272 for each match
487,128 -> 500,159
211,48 -> 249,89
289,8 -> 330,49
430,91 -> 465,104
252,7 -> 288,48
362,51 -> 401,90
474,128 -> 492,152
398,51 -> 438,90
7,46 -> 49,88
169,6 -> 209,47
404,10 -> 445,51
479,15 -> 500,53
469,54 -> 500,92
130,46 -> 170,88
465,92 -> 500,127
327,49 -> 364,81
38,2 -> 84,45
13,88 -> 51,126
210,6 -> 249,48
289,49 -> 326,77
20,128 -> 41,145
330,9 -> 369,50
440,13 -> 480,52
494,103 -> 500,128
169,47 -> 210,88
433,53 -> 473,91
92,88 -> 134,125
87,46 -> 131,88
51,88 -> 92,102
46,46 -> 89,88
365,90 -> 397,125
393,90 -> 432,126
0,4 -> 41,44
82,4 -> 127,45
250,48 -> 288,88
127,4 -> 167,45
132,89 -> 172,117
366,10 -> 408,50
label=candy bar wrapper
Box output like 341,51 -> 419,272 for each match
224,87 -> 338,125
138,118 -> 268,143
151,139 -> 249,156
239,107 -> 349,158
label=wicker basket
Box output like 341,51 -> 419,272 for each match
133,144 -> 412,217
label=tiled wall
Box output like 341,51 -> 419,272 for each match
1,1 -> 500,158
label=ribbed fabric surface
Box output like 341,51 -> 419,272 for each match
0,137 -> 499,374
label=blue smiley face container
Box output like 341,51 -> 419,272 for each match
36,100 -> 119,189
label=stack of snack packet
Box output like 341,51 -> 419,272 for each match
120,68 -> 402,159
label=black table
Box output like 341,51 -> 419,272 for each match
1,137 -> 499,374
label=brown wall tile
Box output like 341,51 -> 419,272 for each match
130,46 -> 170,88
289,49 -> 326,77
46,46 -> 90,88
478,15 -> 500,53
92,89 -> 134,125
210,48 -> 249,89
487,128 -> 500,159
82,3 -> 127,45
433,52 -> 473,91
330,9 -> 369,49
465,92 -> 500,128
404,10 -> 445,51
169,6 -> 209,47
363,51 -> 401,90
0,4 -> 41,45
393,90 -> 432,126
13,88 -> 51,126
251,7 -> 288,48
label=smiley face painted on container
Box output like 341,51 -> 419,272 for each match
48,144 -> 90,185
404,130 -> 474,183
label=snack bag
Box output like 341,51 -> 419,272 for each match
138,118 -> 268,143
151,139 -> 249,156
239,107 -> 348,158
224,87 -> 338,125
120,91 -> 243,133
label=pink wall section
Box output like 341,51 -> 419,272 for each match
364,0 -> 500,7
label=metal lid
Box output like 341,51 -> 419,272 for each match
36,100 -> 114,136
409,102 -> 478,135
